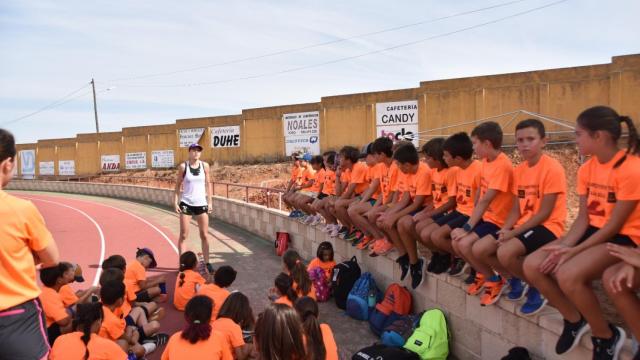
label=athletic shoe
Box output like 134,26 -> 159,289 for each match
397,254 -> 410,281
369,239 -> 394,257
141,342 -> 157,355
351,232 -> 365,246
410,258 -> 426,289
356,236 -> 374,250
506,278 -> 529,301
449,257 -> 468,277
467,272 -> 485,296
345,229 -> 360,242
555,317 -> 590,355
480,277 -> 506,306
592,325 -> 626,360
337,227 -> 351,239
205,263 -> 215,274
328,226 -> 341,237
321,223 -> 335,233
288,210 -> 298,217
309,215 -> 322,226
519,288 -> 548,316
426,253 -> 440,273
433,254 -> 452,274
464,268 -> 477,285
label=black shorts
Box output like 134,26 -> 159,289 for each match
0,299 -> 50,359
472,220 -> 501,239
409,206 -> 425,216
430,212 -> 446,222
578,226 -> 638,247
180,201 -> 208,216
317,193 -> 328,200
516,225 -> 558,255
135,289 -> 153,303
436,210 -> 469,229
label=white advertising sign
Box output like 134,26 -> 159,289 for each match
101,155 -> 120,172
375,100 -> 419,146
210,126 -> 240,148
59,160 -> 75,176
282,111 -> 320,156
152,150 -> 174,168
179,128 -> 205,148
19,149 -> 36,177
39,161 -> 55,175
125,152 -> 147,170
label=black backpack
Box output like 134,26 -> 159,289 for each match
332,256 -> 361,309
352,344 -> 419,360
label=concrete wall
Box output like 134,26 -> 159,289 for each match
13,54 -> 640,176
6,179 -> 636,360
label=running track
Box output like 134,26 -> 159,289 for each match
14,192 -> 182,360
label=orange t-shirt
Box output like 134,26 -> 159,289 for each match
124,260 -> 146,300
50,332 -> 127,360
338,169 -> 351,195
211,317 -> 245,355
99,305 -> 125,341
174,270 -> 206,311
40,286 -> 69,327
479,153 -> 514,227
320,323 -> 339,360
430,167 -> 458,209
378,161 -> 398,203
323,170 -> 336,195
0,191 -> 54,311
161,330 -> 233,360
350,162 -> 370,195
274,295 -> 293,307
292,282 -> 316,301
298,167 -> 315,186
290,166 -> 301,183
577,151 -> 640,243
400,163 -> 432,205
59,284 -> 79,307
198,284 -> 230,320
307,258 -> 336,281
365,163 -> 383,200
309,168 -> 326,193
513,154 -> 567,237
453,160 -> 482,217
114,287 -> 135,318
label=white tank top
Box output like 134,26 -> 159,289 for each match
181,161 -> 208,206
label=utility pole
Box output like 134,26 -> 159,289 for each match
91,78 -> 99,133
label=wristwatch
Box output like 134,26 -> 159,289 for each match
462,223 -> 473,232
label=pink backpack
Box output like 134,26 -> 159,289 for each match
308,267 -> 331,302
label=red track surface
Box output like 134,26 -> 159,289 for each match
15,192 -> 183,360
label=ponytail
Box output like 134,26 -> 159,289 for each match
182,296 -> 213,344
619,115 -> 640,155
282,249 -> 312,296
275,273 -> 298,303
73,303 -> 103,360
178,251 -> 198,287
295,297 -> 325,360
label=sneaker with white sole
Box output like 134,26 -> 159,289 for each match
591,324 -> 626,360
519,287 -> 548,316
506,277 -> 529,301
555,317 -> 590,355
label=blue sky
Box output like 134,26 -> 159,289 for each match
1,0 -> 638,144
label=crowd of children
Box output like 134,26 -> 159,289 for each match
283,106 -> 640,360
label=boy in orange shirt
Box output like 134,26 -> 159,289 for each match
327,157 -> 352,237
346,143 -> 382,247
313,151 -> 338,231
39,264 -> 73,345
125,248 -> 167,304
377,143 -> 433,289
333,146 -> 371,240
483,119 -> 567,313
59,262 -> 99,308
284,154 -> 314,218
430,132 -> 482,277
451,121 -> 514,304
198,265 -> 237,321
294,155 -> 324,225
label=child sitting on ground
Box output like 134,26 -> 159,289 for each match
39,264 -> 74,344
58,262 -> 99,308
174,251 -> 207,311
199,265 -> 237,320
294,296 -> 338,360
213,292 -> 256,360
124,248 -> 167,304
283,249 -> 316,300
307,242 -> 336,281
269,273 -> 298,307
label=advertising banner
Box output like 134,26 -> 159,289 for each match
210,126 -> 241,148
59,160 -> 75,176
282,111 -> 320,156
19,149 -> 36,177
125,152 -> 147,170
152,150 -> 174,168
101,155 -> 120,172
375,100 -> 419,146
39,161 -> 55,175
179,128 -> 205,147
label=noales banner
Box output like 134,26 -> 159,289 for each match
375,100 -> 419,146
283,111 -> 320,156
210,126 -> 240,148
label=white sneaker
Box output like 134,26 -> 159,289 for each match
142,342 -> 157,355
320,224 -> 332,232
303,215 -> 316,225
309,215 -> 321,226
329,226 -> 340,237
298,215 -> 309,223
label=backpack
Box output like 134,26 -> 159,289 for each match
380,313 -> 422,347
332,256 -> 361,309
308,267 -> 330,302
275,232 -> 290,256
369,284 -> 413,336
403,309 -> 450,360
352,344 -> 420,360
346,272 -> 382,321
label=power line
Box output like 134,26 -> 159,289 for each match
105,0 -> 529,83
3,83 -> 91,126
122,0 -> 569,89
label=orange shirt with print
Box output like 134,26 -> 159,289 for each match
161,330 -> 233,360
378,162 -> 398,203
400,163 -> 432,205
99,305 -> 125,341
578,151 -> 640,244
174,270 -> 206,311
298,167 -> 315,186
307,258 -> 336,281
274,295 -> 293,307
114,287 -> 136,318
124,260 -> 146,300
290,166 -> 301,183
349,162 -> 370,195
212,317 -> 245,355
431,167 -> 458,209
323,170 -> 336,195
0,191 -> 54,311
479,153 -> 514,227
50,332 -> 127,360
59,284 -> 79,307
513,154 -> 567,237
40,286 -> 69,327
321,323 -> 339,360
309,168 -> 325,193
338,169 -> 351,195
452,160 -> 482,217
199,284 -> 230,320
365,163 -> 382,200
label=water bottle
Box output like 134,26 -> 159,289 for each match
367,288 -> 376,308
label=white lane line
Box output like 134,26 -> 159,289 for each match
23,196 -> 106,287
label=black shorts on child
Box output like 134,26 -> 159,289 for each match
135,289 -> 153,303
180,201 -> 208,216
0,299 -> 50,359
516,225 -> 557,254
430,212 -> 445,222
435,210 -> 469,229
472,220 -> 501,239
317,193 -> 328,200
578,225 -> 638,247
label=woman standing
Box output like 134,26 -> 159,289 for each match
174,143 -> 214,273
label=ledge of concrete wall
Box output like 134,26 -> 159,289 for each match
6,180 -> 635,360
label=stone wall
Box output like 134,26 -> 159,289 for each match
7,180 -> 635,359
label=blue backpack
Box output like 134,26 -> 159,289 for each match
346,272 -> 382,321
380,312 -> 423,347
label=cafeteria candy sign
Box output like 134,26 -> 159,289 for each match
376,100 -> 419,146
283,111 -> 320,156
